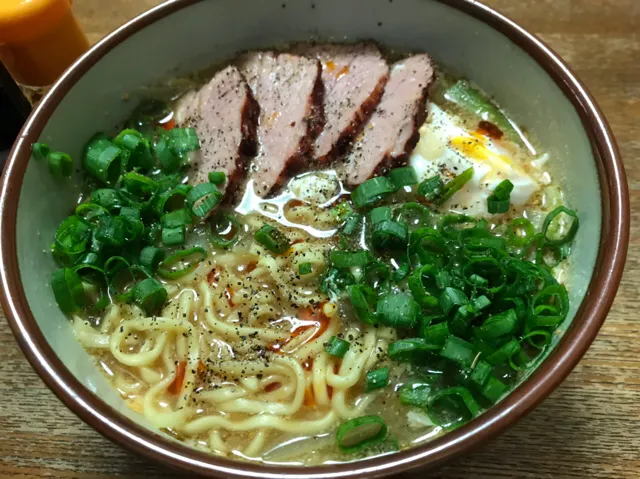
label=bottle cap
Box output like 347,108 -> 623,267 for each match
0,0 -> 89,86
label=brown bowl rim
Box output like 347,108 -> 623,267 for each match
0,0 -> 629,477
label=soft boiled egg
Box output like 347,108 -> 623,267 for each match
410,103 -> 540,216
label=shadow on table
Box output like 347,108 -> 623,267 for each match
115,384 -> 597,478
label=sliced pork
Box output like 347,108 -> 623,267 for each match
238,52 -> 323,197
174,65 -> 259,197
343,54 -> 435,186
297,43 -> 389,163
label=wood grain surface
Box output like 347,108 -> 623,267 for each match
1,1 -> 639,477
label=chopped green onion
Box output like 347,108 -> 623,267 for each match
164,127 -> 200,155
54,216 -> 91,256
439,287 -> 468,315
91,188 -> 123,212
418,175 -> 443,201
474,309 -> 518,340
363,260 -> 391,289
162,225 -> 186,246
480,375 -> 508,402
450,304 -> 475,335
376,293 -> 419,328
32,142 -> 50,162
95,216 -> 127,247
529,284 -> 569,327
369,206 -> 392,225
488,180 -> 514,214
321,267 -> 356,297
161,208 -> 191,228
409,228 -> 446,266
120,206 -> 144,242
83,135 -> 125,185
133,277 -> 168,314
325,336 -> 350,358
371,220 -> 408,250
154,137 -> 180,171
342,212 -> 362,236
486,338 -> 521,366
298,262 -> 313,275
351,176 -> 395,208
157,247 -> 207,280
208,171 -> 226,185
48,151 -> 73,178
396,202 -> 430,229
331,201 -> 353,221
51,267 -> 85,313
154,184 -> 192,215
440,335 -> 476,366
186,182 -> 223,219
507,217 -> 535,247
122,171 -> 157,198
421,321 -> 450,346
445,80 -> 520,144
542,206 -> 579,245
330,250 -> 372,268
399,383 -> 431,407
139,246 -> 165,273
427,387 -> 481,426
336,415 -> 388,453
113,129 -> 154,169
348,284 -> 378,324
255,224 -> 290,254
365,367 -> 389,392
75,203 -> 109,224
389,166 -> 418,190
408,264 -> 440,308
437,167 -> 474,205
392,262 -> 410,283
209,212 -> 241,249
463,257 -> 506,293
438,214 -> 477,240
470,360 -> 493,387
388,338 -> 440,362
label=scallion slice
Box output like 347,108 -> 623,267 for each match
208,171 -> 226,186
330,250 -> 372,268
369,206 -> 392,225
165,127 -> 200,154
542,206 -> 579,245
487,179 -> 514,214
90,188 -> 123,212
336,416 -> 388,453
325,336 -> 350,358
371,220 -> 408,250
32,142 -> 50,162
139,246 -> 165,273
437,167 -> 474,205
162,225 -> 186,246
388,338 -> 440,363
440,335 -> 476,366
254,224 -> 290,254
427,387 -> 481,424
396,202 -> 430,229
365,367 -> 389,392
439,287 -> 468,315
351,176 -> 395,208
186,182 -> 223,219
474,309 -> 518,340
208,212 -> 241,249
83,135 -> 125,185
298,262 -> 313,275
154,184 -> 192,215
48,151 -> 73,178
389,166 -> 418,190
376,293 -> 419,329
348,284 -> 377,324
95,216 -> 127,247
418,175 -> 443,201
421,321 -> 450,346
342,212 -> 362,236
157,247 -> 207,280
161,208 -> 192,228
51,267 -> 85,313
481,375 -> 509,402
133,277 -> 167,314
399,382 -> 431,407
408,264 -> 440,308
113,129 -> 154,170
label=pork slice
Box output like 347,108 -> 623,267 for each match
238,52 -> 323,197
174,65 -> 258,197
343,54 -> 435,186
298,43 -> 389,163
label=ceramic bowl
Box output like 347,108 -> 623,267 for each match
0,0 -> 629,477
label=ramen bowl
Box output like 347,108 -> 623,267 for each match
0,0 -> 629,477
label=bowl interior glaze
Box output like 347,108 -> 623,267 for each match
2,0 -> 621,478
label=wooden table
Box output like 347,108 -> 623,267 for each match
2,1 -> 639,477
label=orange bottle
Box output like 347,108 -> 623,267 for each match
0,0 -> 89,103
